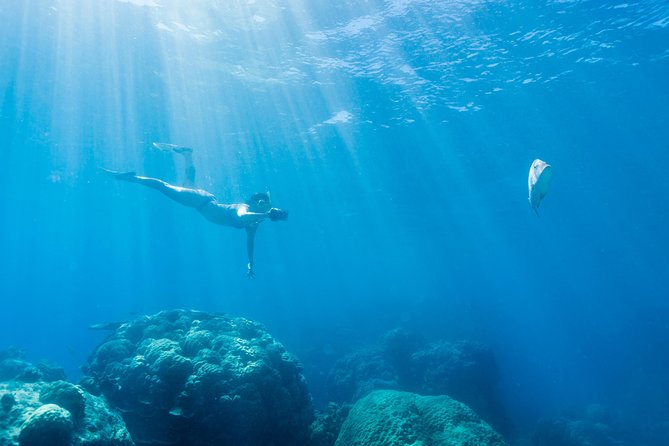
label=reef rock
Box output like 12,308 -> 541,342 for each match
326,347 -> 399,403
309,402 -> 351,446
0,380 -> 133,446
335,389 -> 508,446
0,347 -> 66,382
326,330 -> 511,435
82,309 -> 313,446
533,405 -> 634,446
40,380 -> 86,422
18,403 -> 74,446
406,340 -> 510,432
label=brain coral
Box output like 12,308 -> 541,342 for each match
82,309 -> 313,446
334,389 -> 507,446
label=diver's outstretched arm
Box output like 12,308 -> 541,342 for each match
238,207 -> 288,226
102,168 -> 215,208
246,224 -> 258,279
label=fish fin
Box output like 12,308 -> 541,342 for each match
533,207 -> 540,218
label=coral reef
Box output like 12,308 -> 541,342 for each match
1,322 -> 514,445
0,347 -> 66,383
334,389 -> 508,446
0,380 -> 133,446
326,329 -> 511,435
18,403 -> 74,446
326,347 -> 399,402
532,405 -> 635,446
533,417 -> 628,446
40,380 -> 86,422
309,402 -> 351,446
82,309 -> 314,446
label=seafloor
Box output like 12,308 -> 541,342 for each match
1,308 -> 662,446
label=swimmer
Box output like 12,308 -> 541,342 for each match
102,169 -> 288,278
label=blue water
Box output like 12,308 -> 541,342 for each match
1,0 -> 668,441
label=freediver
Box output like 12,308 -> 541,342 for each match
102,169 -> 288,278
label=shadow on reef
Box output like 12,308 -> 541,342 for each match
323,328 -> 513,437
80,309 -> 314,446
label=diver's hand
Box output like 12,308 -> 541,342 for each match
247,263 -> 256,279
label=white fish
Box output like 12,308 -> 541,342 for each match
528,159 -> 552,216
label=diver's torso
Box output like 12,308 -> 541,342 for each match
197,202 -> 246,228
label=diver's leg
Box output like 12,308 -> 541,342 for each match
182,152 -> 196,186
152,142 -> 193,154
104,169 -> 214,208
151,143 -> 196,185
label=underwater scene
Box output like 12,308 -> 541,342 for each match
1,0 -> 668,445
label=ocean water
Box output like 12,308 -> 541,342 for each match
1,0 -> 668,443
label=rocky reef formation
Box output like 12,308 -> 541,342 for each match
0,379 -> 133,446
81,309 -> 314,446
0,347 -> 66,383
334,389 -> 507,446
0,348 -> 132,445
309,402 -> 351,446
532,404 -> 638,446
1,318 -> 516,446
326,328 -> 511,435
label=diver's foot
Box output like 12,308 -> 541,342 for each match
152,142 -> 193,154
100,167 -> 137,181
173,146 -> 193,154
